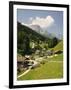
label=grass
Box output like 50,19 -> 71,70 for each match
46,54 -> 63,61
17,54 -> 63,80
53,41 -> 63,51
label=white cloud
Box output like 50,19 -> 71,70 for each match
30,16 -> 54,28
29,17 -> 33,21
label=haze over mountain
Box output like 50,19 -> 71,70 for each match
29,24 -> 56,39
21,22 -> 62,39
29,25 -> 41,33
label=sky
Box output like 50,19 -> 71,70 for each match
17,9 -> 63,39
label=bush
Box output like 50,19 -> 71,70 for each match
40,60 -> 45,64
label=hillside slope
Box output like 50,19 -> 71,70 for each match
17,22 -> 47,40
17,22 -> 48,55
53,41 -> 63,51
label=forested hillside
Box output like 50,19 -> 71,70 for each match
17,22 -> 59,55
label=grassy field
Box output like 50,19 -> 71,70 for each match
17,54 -> 63,80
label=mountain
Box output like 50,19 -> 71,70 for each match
22,23 -> 63,40
17,22 -> 60,55
29,24 -> 46,36
17,22 -> 48,55
28,24 -> 55,39
29,25 -> 42,33
17,22 -> 47,40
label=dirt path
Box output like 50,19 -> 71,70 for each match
17,60 -> 38,79
17,66 -> 32,79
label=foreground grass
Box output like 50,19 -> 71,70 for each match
17,54 -> 63,80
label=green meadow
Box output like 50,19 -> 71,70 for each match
18,54 -> 63,80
